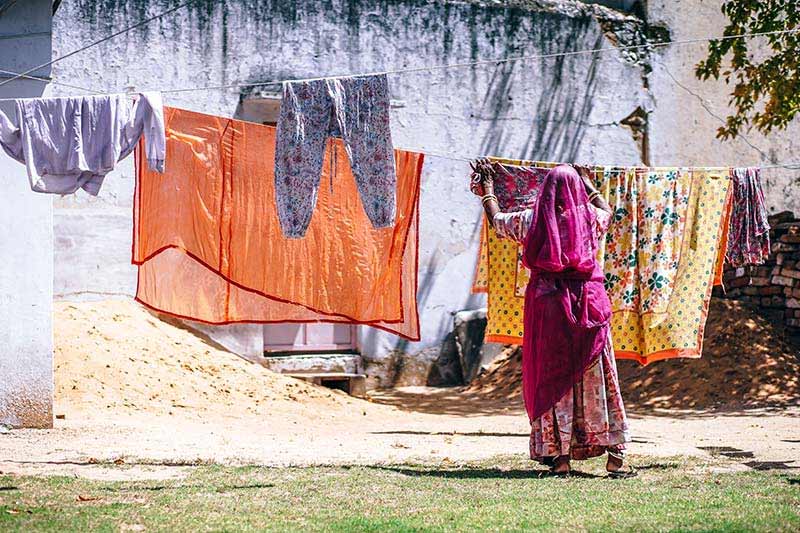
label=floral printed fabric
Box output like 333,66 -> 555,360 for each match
726,167 -> 770,267
602,168 -> 692,319
531,340 -> 629,460
274,74 -> 396,238
476,160 -> 732,364
608,169 -> 731,363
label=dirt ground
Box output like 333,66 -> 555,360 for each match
0,300 -> 798,481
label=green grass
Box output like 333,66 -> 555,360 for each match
1,455 -> 798,532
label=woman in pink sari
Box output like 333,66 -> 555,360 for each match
475,163 -> 631,476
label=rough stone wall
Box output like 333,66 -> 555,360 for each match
0,0 -> 54,428
720,212 -> 800,343
50,0 -> 650,384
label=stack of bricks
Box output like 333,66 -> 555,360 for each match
719,211 -> 800,340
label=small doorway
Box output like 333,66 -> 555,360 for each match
263,323 -> 357,355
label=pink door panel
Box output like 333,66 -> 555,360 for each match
263,323 -> 356,353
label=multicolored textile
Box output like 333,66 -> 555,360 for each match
520,165 -> 612,420
601,168 -> 691,316
480,160 -> 555,343
605,168 -> 731,363
134,107 -> 422,340
274,74 -> 396,238
476,160 -> 732,364
531,339 -> 629,460
726,167 -> 770,267
0,93 -> 165,195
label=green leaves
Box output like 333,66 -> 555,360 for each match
695,0 -> 800,139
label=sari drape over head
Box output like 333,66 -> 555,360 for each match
521,165 -> 612,421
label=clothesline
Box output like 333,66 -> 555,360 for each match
0,69 -> 104,95
410,147 -> 800,171
0,0 -> 198,91
2,0 -> 797,95
155,27 -> 800,96
1,26 -> 797,100
0,5 -> 797,172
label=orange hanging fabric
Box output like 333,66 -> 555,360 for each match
133,107 -> 423,340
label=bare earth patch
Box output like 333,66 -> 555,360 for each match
0,300 -> 797,481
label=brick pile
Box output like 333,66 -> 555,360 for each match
720,211 -> 800,340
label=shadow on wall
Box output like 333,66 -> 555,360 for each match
477,17 -> 603,163
228,2 -> 620,167
360,253 -> 444,388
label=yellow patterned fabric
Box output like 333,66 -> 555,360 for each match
610,168 -> 731,363
476,161 -> 732,365
482,159 -> 553,342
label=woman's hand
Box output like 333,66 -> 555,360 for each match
470,159 -> 495,197
575,165 -> 612,214
470,177 -> 492,197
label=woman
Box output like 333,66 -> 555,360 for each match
474,162 -> 631,476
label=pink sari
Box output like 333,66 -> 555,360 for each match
521,165 -> 612,421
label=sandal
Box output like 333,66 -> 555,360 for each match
550,455 -> 571,476
606,450 -> 637,479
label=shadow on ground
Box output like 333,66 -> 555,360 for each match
369,385 -> 799,421
368,387 -> 525,417
364,465 -> 602,479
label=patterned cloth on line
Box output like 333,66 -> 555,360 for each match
274,74 -> 396,238
474,159 -> 732,364
726,167 -> 770,267
134,107 -> 422,340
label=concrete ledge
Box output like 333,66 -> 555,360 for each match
262,354 -> 361,375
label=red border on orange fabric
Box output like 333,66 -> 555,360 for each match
131,114 -> 424,342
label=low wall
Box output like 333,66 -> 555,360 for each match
719,211 -> 800,342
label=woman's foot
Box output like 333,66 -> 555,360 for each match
551,455 -> 571,475
606,450 -> 624,473
606,449 -> 636,478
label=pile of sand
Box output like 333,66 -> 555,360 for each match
54,296 -> 799,424
468,298 -> 800,410
463,346 -> 523,406
54,300 -> 374,423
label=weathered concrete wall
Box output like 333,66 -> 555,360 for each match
0,0 -> 54,428
647,0 -> 800,213
50,0 -> 649,384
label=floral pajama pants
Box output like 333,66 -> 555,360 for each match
274,74 -> 396,238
